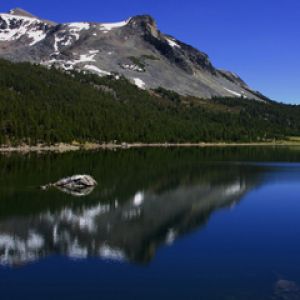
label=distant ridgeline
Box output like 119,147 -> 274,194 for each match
0,59 -> 299,145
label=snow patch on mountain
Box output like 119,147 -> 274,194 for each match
224,87 -> 242,97
67,22 -> 90,31
99,18 -> 131,32
166,37 -> 180,48
0,24 -> 27,41
79,53 -> 97,62
0,13 -> 37,23
0,13 -> 48,45
44,51 -> 100,70
133,78 -> 146,89
121,64 -> 144,72
27,29 -> 47,46
66,22 -> 90,40
88,50 -> 99,55
53,34 -> 65,52
84,65 -> 111,76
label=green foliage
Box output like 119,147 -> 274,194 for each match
0,59 -> 299,145
127,56 -> 145,70
127,55 -> 160,71
154,87 -> 181,103
141,54 -> 160,61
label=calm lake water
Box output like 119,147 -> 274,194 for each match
0,147 -> 300,300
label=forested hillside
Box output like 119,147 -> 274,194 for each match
0,59 -> 299,145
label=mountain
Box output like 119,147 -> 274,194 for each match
0,8 -> 264,100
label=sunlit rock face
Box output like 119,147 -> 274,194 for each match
0,8 -> 265,100
41,175 -> 97,197
0,178 -> 250,266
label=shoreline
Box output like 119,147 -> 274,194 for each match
1,141 -> 300,153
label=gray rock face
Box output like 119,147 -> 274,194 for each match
41,175 -> 97,197
54,175 -> 97,188
0,8 -> 265,100
8,8 -> 37,18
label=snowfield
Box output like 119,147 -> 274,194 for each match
84,65 -> 111,76
0,13 -> 47,45
166,37 -> 181,48
133,78 -> 146,89
99,18 -> 131,32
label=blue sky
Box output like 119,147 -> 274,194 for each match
2,0 -> 300,104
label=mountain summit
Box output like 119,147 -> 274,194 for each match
0,8 -> 264,100
8,8 -> 37,18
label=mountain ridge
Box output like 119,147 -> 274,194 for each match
8,8 -> 37,18
0,8 -> 265,100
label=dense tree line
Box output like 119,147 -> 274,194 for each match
0,59 -> 299,145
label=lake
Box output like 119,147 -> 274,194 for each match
0,147 -> 300,300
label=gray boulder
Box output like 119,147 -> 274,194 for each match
41,175 -> 97,196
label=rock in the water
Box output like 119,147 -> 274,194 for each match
273,279 -> 300,300
41,175 -> 97,196
55,175 -> 97,188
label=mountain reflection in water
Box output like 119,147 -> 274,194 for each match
0,148 -> 299,267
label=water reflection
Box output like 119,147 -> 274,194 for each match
0,148 -> 299,267
54,185 -> 96,197
0,181 -> 248,266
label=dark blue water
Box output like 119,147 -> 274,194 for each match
0,148 -> 300,299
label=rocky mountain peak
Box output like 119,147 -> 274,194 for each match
129,15 -> 156,26
128,15 -> 158,36
8,8 -> 37,18
0,8 -> 265,100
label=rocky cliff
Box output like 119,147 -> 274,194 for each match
0,8 -> 265,100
